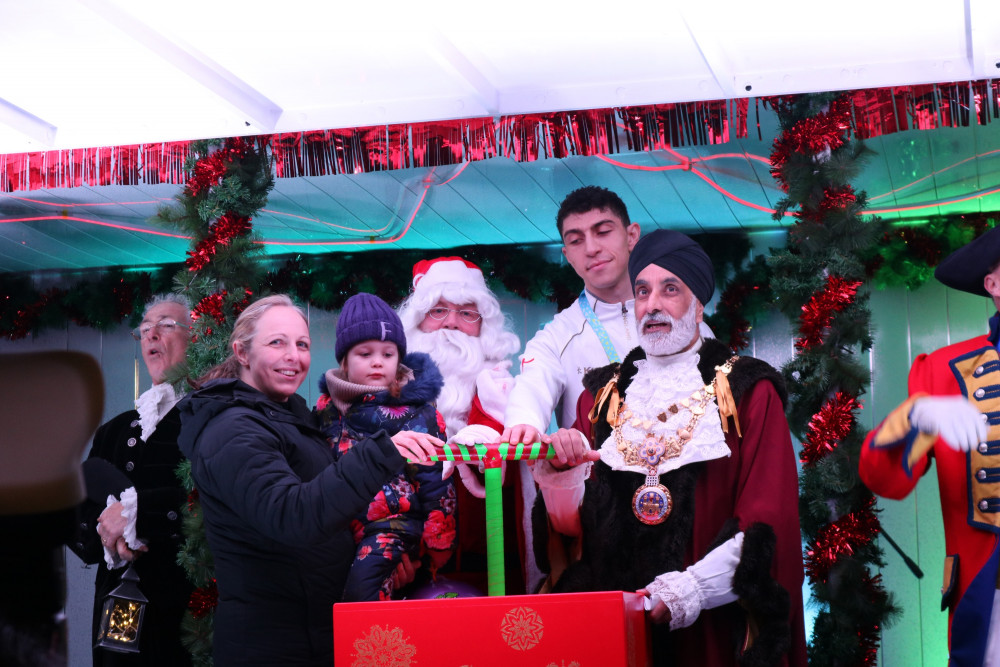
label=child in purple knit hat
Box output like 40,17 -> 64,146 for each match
317,293 -> 457,601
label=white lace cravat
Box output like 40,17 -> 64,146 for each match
598,342 -> 730,474
134,382 -> 180,441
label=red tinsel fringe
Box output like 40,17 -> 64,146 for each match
4,80 -> 995,192
795,275 -> 863,350
800,392 -> 862,465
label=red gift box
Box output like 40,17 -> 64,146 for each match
334,590 -> 650,666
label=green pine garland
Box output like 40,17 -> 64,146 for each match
159,136 -> 274,665
767,92 -> 898,665
3,212 -> 996,342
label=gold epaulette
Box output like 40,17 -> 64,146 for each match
714,356 -> 741,437
589,371 -> 621,427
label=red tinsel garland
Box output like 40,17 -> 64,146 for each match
805,499 -> 880,583
186,213 -> 253,272
186,152 -> 227,197
795,275 -> 863,350
188,581 -> 218,619
770,97 -> 853,191
799,185 -> 859,223
857,573 -> 886,666
191,289 -> 253,330
800,392 -> 862,465
186,489 -> 199,514
4,288 -> 65,341
192,292 -> 228,326
714,281 -> 759,352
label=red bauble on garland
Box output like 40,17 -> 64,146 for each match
795,275 -> 863,350
800,392 -> 862,465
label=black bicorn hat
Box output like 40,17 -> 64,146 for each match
934,225 -> 1000,297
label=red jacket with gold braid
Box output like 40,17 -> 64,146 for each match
860,314 -> 1000,667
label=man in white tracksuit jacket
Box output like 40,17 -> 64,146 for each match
503,185 -> 640,455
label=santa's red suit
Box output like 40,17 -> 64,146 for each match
860,317 -> 1000,667
444,363 -> 532,594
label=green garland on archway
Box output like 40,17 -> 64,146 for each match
767,92 -> 894,666
162,135 -> 274,666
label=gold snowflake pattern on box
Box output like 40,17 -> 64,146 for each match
351,624 -> 417,667
546,662 -> 581,667
499,606 -> 544,651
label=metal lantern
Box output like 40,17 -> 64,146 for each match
94,564 -> 148,654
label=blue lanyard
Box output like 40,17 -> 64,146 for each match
578,291 -> 620,364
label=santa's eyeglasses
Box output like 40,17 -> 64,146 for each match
425,307 -> 482,324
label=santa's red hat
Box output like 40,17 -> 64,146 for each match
412,256 -> 487,293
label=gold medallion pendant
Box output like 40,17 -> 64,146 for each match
632,473 -> 672,525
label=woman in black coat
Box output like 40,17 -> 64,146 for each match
177,294 -> 440,666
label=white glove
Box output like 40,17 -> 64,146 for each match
909,396 -> 987,452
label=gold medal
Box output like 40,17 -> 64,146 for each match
633,474 -> 672,525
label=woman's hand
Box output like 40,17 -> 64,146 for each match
391,431 -> 444,464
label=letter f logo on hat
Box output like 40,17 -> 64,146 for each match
380,322 -> 392,341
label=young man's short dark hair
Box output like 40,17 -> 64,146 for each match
556,186 -> 631,236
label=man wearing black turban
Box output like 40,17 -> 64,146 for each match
530,231 -> 808,667
861,226 -> 1000,667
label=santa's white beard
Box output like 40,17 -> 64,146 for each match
408,328 -> 489,437
639,299 -> 700,357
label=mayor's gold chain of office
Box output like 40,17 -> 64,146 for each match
610,356 -> 739,525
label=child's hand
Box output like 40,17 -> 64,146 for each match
391,431 -> 444,464
391,553 -> 419,590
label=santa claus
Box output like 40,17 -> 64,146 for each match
399,256 -> 520,443
398,256 -> 531,591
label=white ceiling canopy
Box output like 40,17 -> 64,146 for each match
2,0 -> 999,154
2,1 -> 1000,275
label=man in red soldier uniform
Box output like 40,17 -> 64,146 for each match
861,228 -> 1000,667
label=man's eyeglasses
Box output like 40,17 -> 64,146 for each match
425,307 -> 482,324
131,320 -> 190,341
